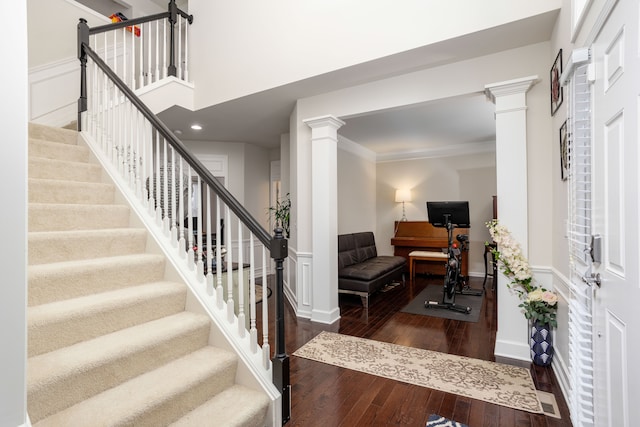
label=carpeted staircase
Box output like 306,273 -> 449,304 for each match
27,123 -> 269,426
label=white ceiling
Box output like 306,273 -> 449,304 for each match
339,94 -> 496,159
157,10 -> 558,157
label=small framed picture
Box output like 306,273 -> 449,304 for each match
560,120 -> 569,181
550,49 -> 563,116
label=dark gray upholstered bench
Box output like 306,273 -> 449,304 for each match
338,231 -> 406,308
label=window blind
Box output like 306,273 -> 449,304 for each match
565,56 -> 596,427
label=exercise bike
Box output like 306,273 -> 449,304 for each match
424,201 -> 472,315
452,234 -> 483,297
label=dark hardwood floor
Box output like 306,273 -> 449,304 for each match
270,275 -> 572,427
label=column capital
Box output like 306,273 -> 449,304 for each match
303,115 -> 345,131
484,75 -> 538,103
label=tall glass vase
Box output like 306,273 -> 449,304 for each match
530,321 -> 554,366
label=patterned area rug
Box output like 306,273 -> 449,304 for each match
294,332 -> 543,414
426,414 -> 468,427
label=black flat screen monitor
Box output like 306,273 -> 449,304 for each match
426,201 -> 470,228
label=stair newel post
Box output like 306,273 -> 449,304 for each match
270,227 -> 290,424
77,18 -> 90,131
167,0 -> 177,77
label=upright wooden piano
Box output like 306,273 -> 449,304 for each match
391,221 -> 469,277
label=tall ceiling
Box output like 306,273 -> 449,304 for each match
157,10 -> 558,158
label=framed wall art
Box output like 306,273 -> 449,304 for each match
559,120 -> 569,181
550,49 -> 563,116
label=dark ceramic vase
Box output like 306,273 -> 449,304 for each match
530,321 -> 554,366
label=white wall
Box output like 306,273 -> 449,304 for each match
1,4 -> 28,426
295,42 -> 552,266
337,145 -> 377,235
244,144 -> 271,231
376,152 -> 496,274
27,0 -> 110,69
184,140 -> 245,203
188,0 -> 561,109
183,140 -> 272,230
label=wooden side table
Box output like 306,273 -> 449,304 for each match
483,244 -> 497,290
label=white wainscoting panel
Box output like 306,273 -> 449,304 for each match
29,57 -> 79,126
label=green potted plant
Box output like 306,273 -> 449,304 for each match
268,193 -> 290,238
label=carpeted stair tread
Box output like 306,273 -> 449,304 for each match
29,203 -> 131,232
29,156 -> 102,182
28,253 -> 166,306
29,123 -> 78,145
32,346 -> 238,427
169,384 -> 269,427
28,281 -> 187,357
29,178 -> 115,204
28,311 -> 212,423
29,138 -> 89,162
26,123 -> 270,427
28,228 -> 147,265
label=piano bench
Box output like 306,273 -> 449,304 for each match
409,250 -> 448,281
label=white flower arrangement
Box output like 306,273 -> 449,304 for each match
486,220 -> 558,327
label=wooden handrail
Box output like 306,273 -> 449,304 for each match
77,5 -> 291,420
81,42 -> 272,246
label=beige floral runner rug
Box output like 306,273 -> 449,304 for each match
293,331 -> 543,414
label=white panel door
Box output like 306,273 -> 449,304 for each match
591,1 -> 640,425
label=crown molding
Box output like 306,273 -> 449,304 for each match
376,140 -> 495,163
337,135 -> 377,162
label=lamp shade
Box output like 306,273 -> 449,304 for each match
395,189 -> 412,203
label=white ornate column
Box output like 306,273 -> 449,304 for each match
303,115 -> 344,324
485,76 -> 537,363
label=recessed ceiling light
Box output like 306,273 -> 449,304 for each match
174,129 -> 183,135
190,124 -> 202,130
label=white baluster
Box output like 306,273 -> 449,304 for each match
91,58 -> 97,136
178,157 -> 186,255
249,234 -> 257,352
216,196 -> 223,307
154,132 -> 162,224
237,223 -> 245,336
139,24 -> 144,88
177,16 -> 182,80
183,17 -> 189,82
206,185 -> 213,290
122,28 -> 126,85
169,148 -> 177,242
135,111 -> 142,198
196,175 -> 204,278
261,247 -> 271,369
187,164 -> 195,267
113,29 -> 117,79
162,19 -> 167,79
162,138 -> 169,233
226,205 -> 234,322
154,20 -> 159,83
147,22 -> 151,85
